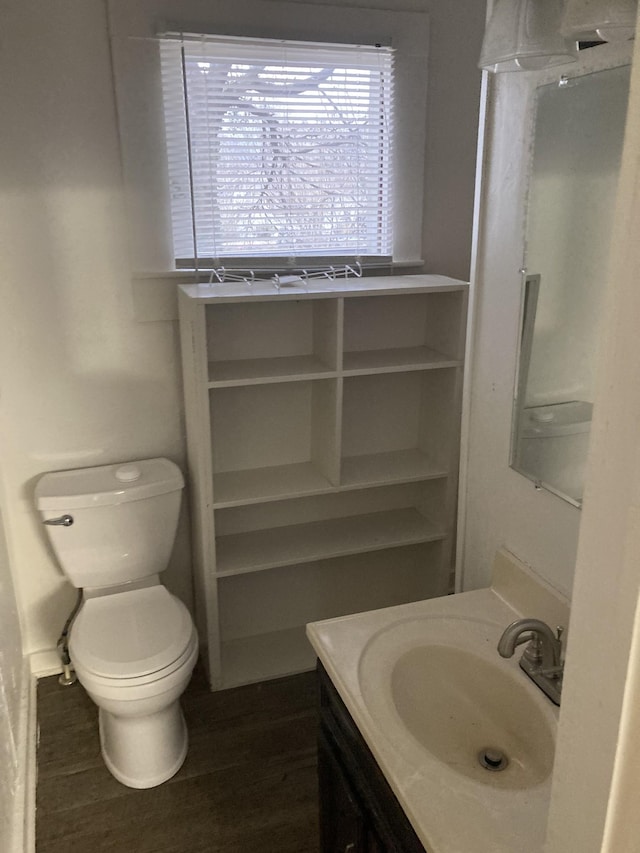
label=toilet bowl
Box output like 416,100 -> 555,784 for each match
35,458 -> 198,788
70,584 -> 199,788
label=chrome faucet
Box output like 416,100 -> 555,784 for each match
497,618 -> 563,706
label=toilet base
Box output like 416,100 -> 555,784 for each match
99,701 -> 188,789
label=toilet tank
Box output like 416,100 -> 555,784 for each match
35,458 -> 184,589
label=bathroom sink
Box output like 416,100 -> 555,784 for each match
308,561 -> 566,852
358,616 -> 556,789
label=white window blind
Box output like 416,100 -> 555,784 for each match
159,34 -> 394,266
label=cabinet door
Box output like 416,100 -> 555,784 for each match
317,664 -> 426,853
318,728 -> 368,853
365,829 -> 386,853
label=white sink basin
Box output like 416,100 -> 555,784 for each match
307,584 -> 564,853
358,616 -> 556,790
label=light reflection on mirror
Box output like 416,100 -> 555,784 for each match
511,62 -> 631,507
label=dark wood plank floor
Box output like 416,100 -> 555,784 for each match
37,666 -> 320,853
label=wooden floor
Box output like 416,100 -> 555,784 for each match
36,667 -> 320,853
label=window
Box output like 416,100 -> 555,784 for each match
160,35 -> 394,266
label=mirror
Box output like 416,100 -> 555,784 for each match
511,62 -> 631,507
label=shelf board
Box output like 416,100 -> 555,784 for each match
220,626 -> 316,688
181,274 -> 468,303
208,354 -> 335,387
213,461 -> 335,508
215,508 -> 444,577
341,449 -> 448,489
342,345 -> 460,375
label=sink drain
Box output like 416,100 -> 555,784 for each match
478,748 -> 508,772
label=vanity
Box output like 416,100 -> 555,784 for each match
318,661 -> 423,852
307,550 -> 568,853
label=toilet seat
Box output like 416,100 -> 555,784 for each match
70,586 -> 194,681
74,631 -> 198,692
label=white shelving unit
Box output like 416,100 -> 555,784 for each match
179,274 -> 468,690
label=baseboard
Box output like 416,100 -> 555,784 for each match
11,659 -> 37,853
29,648 -> 61,679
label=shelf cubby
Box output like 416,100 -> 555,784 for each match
206,299 -> 338,386
217,543 -> 445,688
210,378 -> 340,507
220,625 -> 316,689
341,369 -> 458,476
215,508 -> 442,576
214,482 -> 446,577
342,292 -> 464,375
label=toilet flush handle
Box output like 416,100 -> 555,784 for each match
43,514 -> 74,527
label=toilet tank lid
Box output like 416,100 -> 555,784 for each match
35,458 -> 184,510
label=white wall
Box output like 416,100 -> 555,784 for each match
107,0 -> 485,281
110,0 -> 430,271
460,43 -> 632,599
0,0 -> 192,667
0,461 -> 27,852
460,35 -> 640,849
0,0 -> 484,665
545,23 -> 640,851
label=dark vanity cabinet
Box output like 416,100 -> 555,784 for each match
317,663 -> 426,853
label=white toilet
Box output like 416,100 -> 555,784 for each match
35,457 -> 198,789
517,401 -> 593,503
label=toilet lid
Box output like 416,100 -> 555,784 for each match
70,587 -> 193,679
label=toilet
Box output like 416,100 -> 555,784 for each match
517,401 -> 593,503
35,457 -> 198,789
